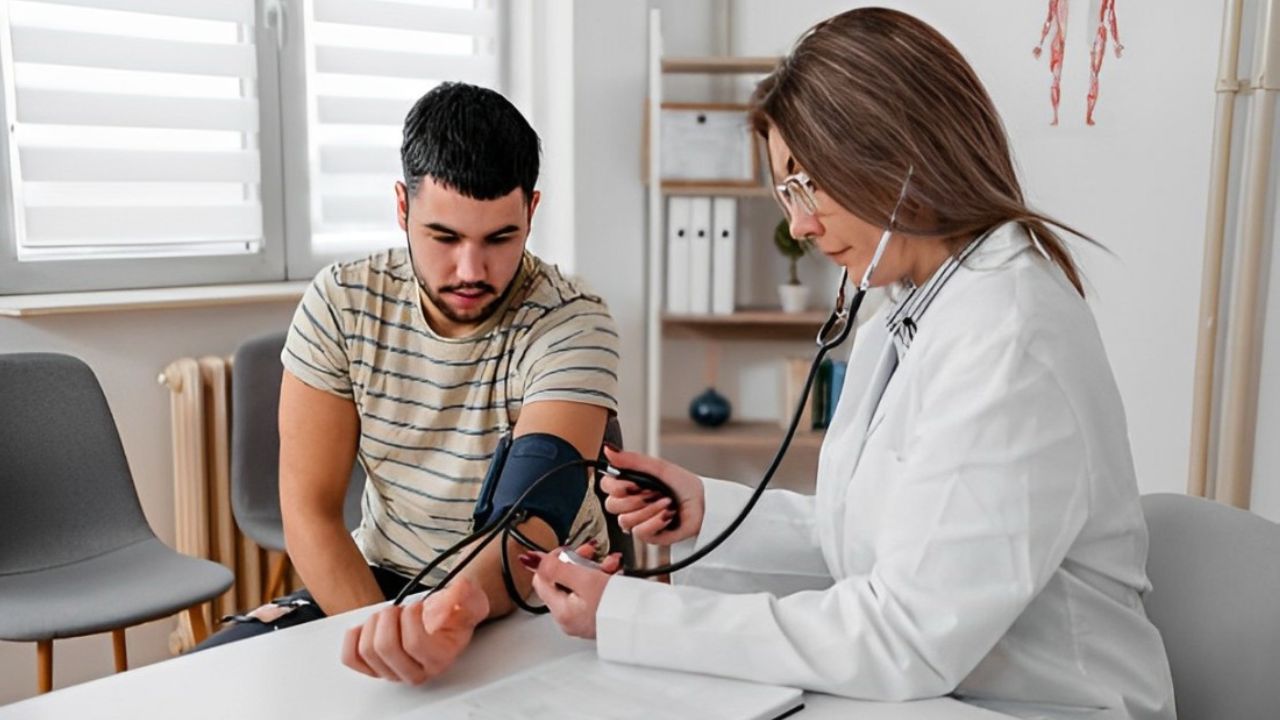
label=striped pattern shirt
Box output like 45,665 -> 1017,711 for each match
282,248 -> 620,580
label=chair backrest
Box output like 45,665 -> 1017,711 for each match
231,332 -> 364,550
1141,493 -> 1280,720
0,353 -> 155,575
598,416 -> 633,567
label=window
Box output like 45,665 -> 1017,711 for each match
281,0 -> 504,277
0,0 -> 505,294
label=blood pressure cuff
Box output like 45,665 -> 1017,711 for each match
471,432 -> 587,542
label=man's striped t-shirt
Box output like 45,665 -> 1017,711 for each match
282,248 -> 620,581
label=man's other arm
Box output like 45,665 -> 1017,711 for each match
279,370 -> 384,614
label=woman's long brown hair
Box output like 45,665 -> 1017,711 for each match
749,7 -> 1092,295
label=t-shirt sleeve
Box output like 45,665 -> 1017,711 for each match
281,265 -> 354,398
516,298 -> 620,412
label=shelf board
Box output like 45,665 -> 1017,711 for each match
663,309 -> 827,340
662,57 -> 780,74
660,418 -> 824,450
660,183 -> 772,197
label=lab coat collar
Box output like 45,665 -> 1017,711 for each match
963,222 -> 1036,270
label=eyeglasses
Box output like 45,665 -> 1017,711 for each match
774,171 -> 819,218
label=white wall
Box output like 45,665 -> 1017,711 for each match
567,0 -> 650,446
0,303 -> 297,704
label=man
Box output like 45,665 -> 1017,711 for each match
201,83 -> 620,684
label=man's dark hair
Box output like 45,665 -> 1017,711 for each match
400,82 -> 540,204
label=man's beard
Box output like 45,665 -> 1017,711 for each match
422,281 -> 505,325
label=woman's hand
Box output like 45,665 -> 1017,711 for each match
527,543 -> 623,639
340,575 -> 489,684
600,446 -> 704,545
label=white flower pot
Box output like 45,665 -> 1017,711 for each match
778,284 -> 810,314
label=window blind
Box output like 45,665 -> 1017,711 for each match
291,0 -> 504,266
1,0 -> 265,261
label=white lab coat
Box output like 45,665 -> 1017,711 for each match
597,224 -> 1175,720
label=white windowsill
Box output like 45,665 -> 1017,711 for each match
0,281 -> 309,318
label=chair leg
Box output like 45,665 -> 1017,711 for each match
185,605 -> 209,646
263,553 -> 290,605
37,640 -> 52,694
112,628 -> 128,673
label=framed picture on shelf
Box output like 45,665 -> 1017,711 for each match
656,102 -> 762,188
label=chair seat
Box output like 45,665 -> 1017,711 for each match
0,537 -> 233,641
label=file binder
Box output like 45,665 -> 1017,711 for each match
666,197 -> 693,314
688,197 -> 713,314
712,197 -> 737,315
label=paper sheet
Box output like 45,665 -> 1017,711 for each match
395,651 -> 803,720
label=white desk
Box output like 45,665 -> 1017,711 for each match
0,603 -> 1011,719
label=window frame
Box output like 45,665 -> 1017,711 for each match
0,0 -> 509,295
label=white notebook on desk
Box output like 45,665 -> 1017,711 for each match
396,650 -> 804,720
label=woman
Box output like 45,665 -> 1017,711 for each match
527,9 -> 1175,719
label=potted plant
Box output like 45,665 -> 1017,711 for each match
774,219 -> 811,313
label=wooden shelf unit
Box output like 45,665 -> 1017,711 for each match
644,12 -> 808,467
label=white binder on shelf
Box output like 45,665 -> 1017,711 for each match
666,197 -> 693,314
688,196 -> 713,315
711,197 -> 737,315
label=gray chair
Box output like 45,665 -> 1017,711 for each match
231,331 -> 364,603
0,353 -> 233,693
1141,493 -> 1280,720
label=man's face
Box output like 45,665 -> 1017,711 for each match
397,177 -> 539,335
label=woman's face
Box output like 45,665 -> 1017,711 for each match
766,128 -> 917,288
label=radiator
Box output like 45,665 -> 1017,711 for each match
159,356 -> 282,653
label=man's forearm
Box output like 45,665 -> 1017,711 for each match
285,514 -> 384,615
457,517 -> 557,619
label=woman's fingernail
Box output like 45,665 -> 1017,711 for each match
584,538 -> 599,548
517,553 -> 541,570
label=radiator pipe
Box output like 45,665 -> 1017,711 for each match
1214,0 -> 1280,509
1188,0 -> 1245,499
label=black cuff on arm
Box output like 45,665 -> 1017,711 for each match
471,432 -> 589,543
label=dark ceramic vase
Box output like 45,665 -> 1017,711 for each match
689,387 -> 731,428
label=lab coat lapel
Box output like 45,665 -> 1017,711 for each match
817,335 -> 899,571
846,340 -> 898,466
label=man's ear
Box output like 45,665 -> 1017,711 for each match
526,190 -> 541,227
395,181 -> 409,231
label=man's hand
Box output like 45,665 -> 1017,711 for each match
341,576 -> 490,684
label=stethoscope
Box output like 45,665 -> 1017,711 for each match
392,170 -> 913,610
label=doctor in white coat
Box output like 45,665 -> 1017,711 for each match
528,8 -> 1175,720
